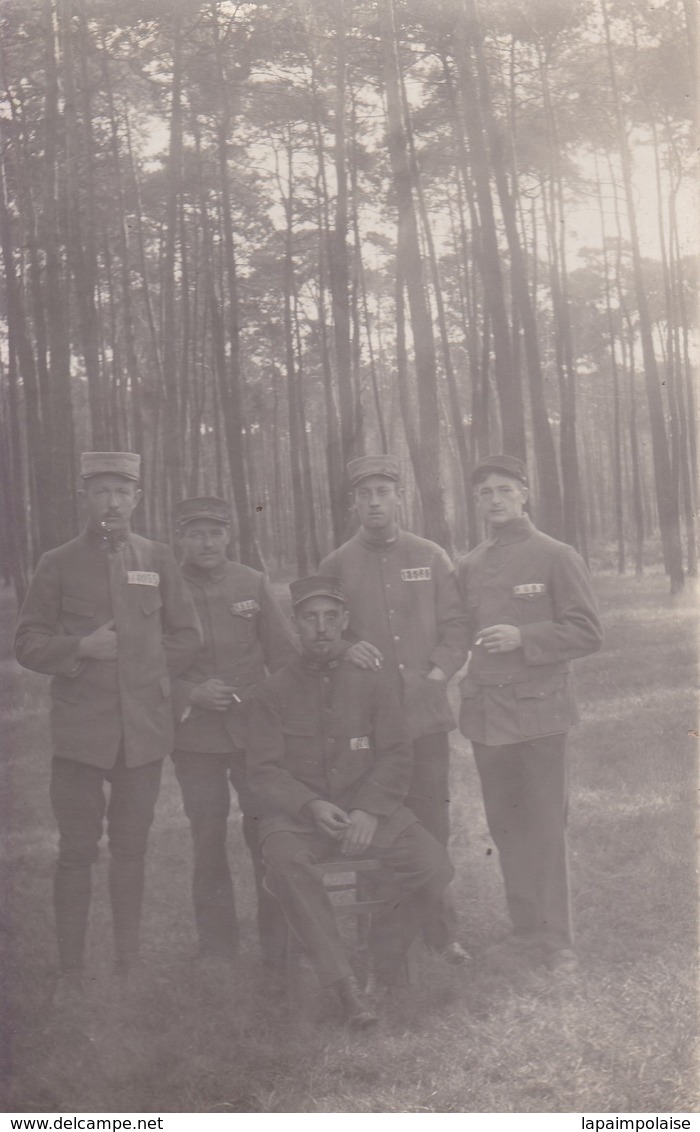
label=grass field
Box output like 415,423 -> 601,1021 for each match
0,570 -> 697,1113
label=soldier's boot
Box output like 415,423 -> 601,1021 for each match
54,862 -> 91,978
109,855 -> 144,974
336,975 -> 379,1029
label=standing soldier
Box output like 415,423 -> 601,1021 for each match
172,497 -> 298,969
14,452 -> 201,1005
457,455 -> 603,973
319,455 -> 469,964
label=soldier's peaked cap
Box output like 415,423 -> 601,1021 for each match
80,452 -> 140,480
471,454 -> 528,486
347,454 -> 400,488
175,496 -> 232,527
290,575 -> 346,608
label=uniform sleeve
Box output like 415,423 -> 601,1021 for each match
14,553 -> 85,676
456,554 -> 479,647
429,548 -> 470,678
348,675 -> 412,816
246,686 -> 320,819
157,550 -> 203,676
318,549 -> 337,577
258,578 -> 299,673
519,546 -> 603,666
317,548 -> 362,645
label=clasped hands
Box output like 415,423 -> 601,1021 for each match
306,799 -> 378,856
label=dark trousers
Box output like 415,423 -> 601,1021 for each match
405,731 -> 459,950
173,749 -> 288,966
49,752 -> 163,974
472,733 -> 572,950
262,823 -> 453,987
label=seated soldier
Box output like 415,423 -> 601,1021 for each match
246,575 -> 454,1028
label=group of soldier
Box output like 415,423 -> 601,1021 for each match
14,448 -> 603,1030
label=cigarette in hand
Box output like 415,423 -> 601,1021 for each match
474,636 -> 484,647
374,657 -> 381,668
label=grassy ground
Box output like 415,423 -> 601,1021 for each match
0,570 -> 697,1113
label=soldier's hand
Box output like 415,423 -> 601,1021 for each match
307,799 -> 351,838
340,810 -> 379,856
346,641 -> 384,671
77,620 -> 118,661
190,679 -> 236,712
475,624 -> 522,653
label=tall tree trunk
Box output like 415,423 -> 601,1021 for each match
600,0 -> 683,591
329,0 -> 357,469
379,0 -> 451,551
212,17 -> 262,569
595,158 -> 625,572
451,2 -> 526,459
466,10 -> 562,537
399,61 -> 472,522
43,0 -> 76,548
65,0 -> 107,447
282,134 -> 308,576
160,9 -> 187,528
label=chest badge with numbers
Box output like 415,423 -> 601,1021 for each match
127,571 -> 159,586
401,567 -> 431,581
350,736 -> 370,751
230,599 -> 259,616
513,583 -> 546,597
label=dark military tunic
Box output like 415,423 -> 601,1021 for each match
247,648 -> 416,847
14,528 -> 202,767
457,515 -> 603,745
173,560 -> 298,753
319,529 -> 468,741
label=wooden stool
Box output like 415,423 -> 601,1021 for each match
280,857 -> 391,978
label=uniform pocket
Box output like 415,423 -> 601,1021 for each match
141,592 -> 163,616
345,720 -> 373,755
61,595 -> 96,617
51,675 -> 82,702
400,669 -> 455,735
509,592 -> 552,625
459,675 -> 479,700
513,673 -> 570,736
280,720 -> 317,741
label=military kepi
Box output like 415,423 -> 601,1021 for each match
471,454 -> 527,485
175,496 -> 232,527
80,451 -> 141,480
347,454 -> 399,488
290,575 -> 346,608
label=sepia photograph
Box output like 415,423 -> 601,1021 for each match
0,0 -> 697,1117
